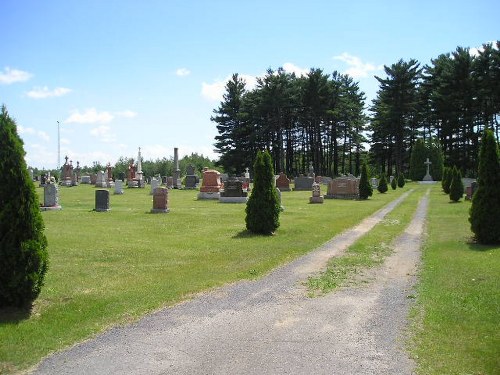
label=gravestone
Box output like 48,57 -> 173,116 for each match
309,182 -> 324,203
465,179 -> 477,200
166,176 -> 174,189
198,168 -> 222,199
60,156 -> 73,187
276,187 -> 284,210
423,158 -> 433,181
39,174 -> 48,187
81,175 -> 91,184
94,189 -> 110,212
151,187 -> 169,213
219,178 -> 248,203
40,183 -> 62,211
370,177 -> 379,189
95,171 -> 108,188
114,180 -> 124,195
184,164 -> 198,189
29,168 -> 34,181
90,174 -> 97,185
276,172 -> 291,191
150,178 -> 160,195
173,147 -> 182,189
293,175 -> 314,191
325,176 -> 360,199
106,163 -> 115,188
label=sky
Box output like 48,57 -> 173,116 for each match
2,0 -> 498,170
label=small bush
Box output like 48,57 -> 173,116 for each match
0,105 -> 48,308
449,166 -> 464,202
245,150 -> 281,234
359,162 -> 373,199
377,174 -> 388,193
397,173 -> 405,188
443,167 -> 453,194
391,177 -> 397,190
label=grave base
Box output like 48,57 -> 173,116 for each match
198,192 -> 220,200
150,208 -> 170,213
219,196 -> 248,203
40,205 -> 62,211
309,196 -> 324,204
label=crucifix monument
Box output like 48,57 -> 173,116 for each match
423,157 -> 433,181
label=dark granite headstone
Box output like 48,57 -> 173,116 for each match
95,189 -> 110,212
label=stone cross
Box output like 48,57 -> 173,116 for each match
424,158 -> 432,175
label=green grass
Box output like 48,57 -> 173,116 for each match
307,185 -> 427,294
410,186 -> 500,375
0,183 -> 406,373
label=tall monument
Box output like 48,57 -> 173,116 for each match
173,147 -> 181,189
423,157 -> 433,181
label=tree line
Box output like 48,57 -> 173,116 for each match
213,41 -> 500,178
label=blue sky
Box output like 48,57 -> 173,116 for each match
2,0 -> 498,169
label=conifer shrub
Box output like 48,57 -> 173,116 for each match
358,162 -> 373,199
245,150 -> 281,234
391,176 -> 397,190
377,174 -> 388,193
397,173 -> 405,188
469,129 -> 500,244
443,166 -> 453,194
441,167 -> 449,192
449,166 -> 464,202
0,105 -> 48,308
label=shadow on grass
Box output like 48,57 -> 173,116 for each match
232,229 -> 274,239
466,238 -> 500,252
0,305 -> 33,324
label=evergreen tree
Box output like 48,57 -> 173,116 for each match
391,176 -> 397,190
469,129 -> 500,244
429,140 -> 444,180
377,174 -> 388,193
397,172 -> 405,188
358,162 -> 373,199
449,166 -> 464,202
441,167 -> 449,192
443,166 -> 453,194
245,150 -> 281,234
409,138 -> 427,180
0,105 -> 48,308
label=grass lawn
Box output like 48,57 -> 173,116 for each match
410,186 -> 500,374
0,182 -> 406,373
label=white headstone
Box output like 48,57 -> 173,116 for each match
114,180 -> 124,194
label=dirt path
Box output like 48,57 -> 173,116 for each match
31,189 -> 428,375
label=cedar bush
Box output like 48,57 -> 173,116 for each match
377,174 -> 388,193
449,166 -> 464,202
0,105 -> 48,308
443,166 -> 453,194
441,167 -> 449,192
358,162 -> 373,199
469,129 -> 500,244
397,173 -> 405,188
245,150 -> 280,234
391,176 -> 397,190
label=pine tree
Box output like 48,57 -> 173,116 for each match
377,174 -> 388,193
469,129 -> 500,244
245,150 -> 281,234
397,172 -> 405,188
409,139 -> 427,181
358,162 -> 373,199
391,176 -> 397,190
449,166 -> 464,202
0,105 -> 48,308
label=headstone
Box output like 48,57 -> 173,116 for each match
90,174 -> 97,185
106,163 -> 115,188
81,175 -> 91,184
151,187 -> 169,213
293,175 -> 314,191
184,164 -> 198,189
276,172 -> 291,191
389,175 -> 395,184
39,174 -> 48,187
94,189 -> 110,212
60,156 -> 73,187
276,187 -> 284,210
150,178 -> 160,195
95,171 -> 108,188
308,162 -> 315,178
173,147 -> 181,189
321,176 -> 333,185
166,176 -> 174,189
114,180 -> 124,195
465,180 -> 477,200
29,168 -> 34,181
40,183 -> 62,210
219,178 -> 248,203
198,168 -> 222,199
325,176 -> 360,199
370,177 -> 379,188
423,158 -> 433,181
309,182 -> 324,203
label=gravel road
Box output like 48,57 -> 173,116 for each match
31,189 -> 428,375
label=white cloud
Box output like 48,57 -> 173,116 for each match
469,41 -> 498,57
116,110 -> 137,118
18,126 -> 50,142
282,62 -> 309,77
18,125 -> 36,135
37,130 -> 50,142
333,53 -> 383,78
90,125 -> 116,143
26,86 -> 72,99
176,68 -> 191,77
65,108 -> 114,124
201,74 -> 258,102
0,67 -> 32,84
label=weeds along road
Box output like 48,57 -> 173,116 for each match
31,189 -> 428,375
